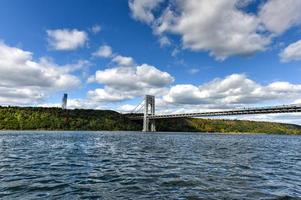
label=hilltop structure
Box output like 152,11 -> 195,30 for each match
62,93 -> 68,109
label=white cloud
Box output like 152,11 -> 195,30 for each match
92,45 -> 134,66
87,88 -> 133,102
156,0 -> 270,60
117,104 -> 137,113
159,36 -> 171,47
279,39 -> 301,62
129,0 -> 301,60
93,45 -> 113,58
67,98 -> 106,109
47,29 -> 88,51
38,98 -> 106,110
88,63 -> 174,102
88,44 -> 174,103
112,55 -> 135,66
164,74 -> 301,105
129,0 -> 163,24
0,87 -> 44,105
93,64 -> 173,90
0,41 -> 82,105
259,0 -> 301,34
130,0 -> 271,60
294,99 -> 301,104
91,24 -> 101,33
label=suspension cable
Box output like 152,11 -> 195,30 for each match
130,100 -> 145,114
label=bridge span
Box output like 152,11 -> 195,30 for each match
127,95 -> 301,132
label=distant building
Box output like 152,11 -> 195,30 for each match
62,93 -> 68,109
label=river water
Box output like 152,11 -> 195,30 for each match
0,131 -> 300,199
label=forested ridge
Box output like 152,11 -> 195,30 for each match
1,106 -> 301,134
0,107 -> 139,131
156,118 -> 301,134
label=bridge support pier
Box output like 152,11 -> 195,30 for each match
143,95 -> 156,132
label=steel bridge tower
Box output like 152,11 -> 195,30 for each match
143,95 -> 156,132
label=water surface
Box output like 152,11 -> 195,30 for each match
0,131 -> 301,199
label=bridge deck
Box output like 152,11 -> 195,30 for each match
128,104 -> 301,120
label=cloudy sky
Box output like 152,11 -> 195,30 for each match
1,0 -> 301,124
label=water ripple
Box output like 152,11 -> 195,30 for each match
0,131 -> 301,199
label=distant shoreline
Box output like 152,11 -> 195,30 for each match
1,106 -> 301,134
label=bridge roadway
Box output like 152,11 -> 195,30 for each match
128,104 -> 301,120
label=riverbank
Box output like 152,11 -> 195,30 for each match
0,106 -> 301,134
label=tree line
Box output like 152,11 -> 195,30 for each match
1,106 -> 301,134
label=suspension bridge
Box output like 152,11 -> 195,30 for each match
127,95 -> 301,132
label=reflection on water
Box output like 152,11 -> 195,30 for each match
0,131 -> 301,199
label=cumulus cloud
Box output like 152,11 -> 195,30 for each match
88,63 -> 174,102
279,39 -> 301,62
0,41 -> 83,105
87,88 -> 133,102
112,55 -> 135,66
93,64 -> 173,90
129,0 -> 163,24
93,45 -> 113,58
129,0 -> 301,60
67,98 -> 106,109
158,0 -> 270,60
47,29 -> 88,51
0,87 -> 44,105
164,74 -> 301,105
117,104 -> 137,113
259,0 -> 301,34
88,43 -> 174,103
92,45 -> 134,67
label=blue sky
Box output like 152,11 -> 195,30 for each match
0,0 -> 301,124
